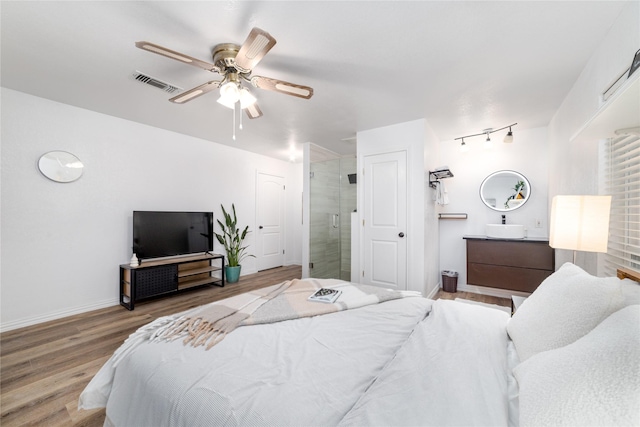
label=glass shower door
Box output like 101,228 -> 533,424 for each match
309,159 -> 341,279
309,157 -> 357,281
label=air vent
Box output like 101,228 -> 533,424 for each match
132,71 -> 181,94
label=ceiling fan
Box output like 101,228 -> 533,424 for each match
135,27 -> 314,119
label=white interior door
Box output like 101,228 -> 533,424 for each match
362,151 -> 407,290
256,172 -> 285,271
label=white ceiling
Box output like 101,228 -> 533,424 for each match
1,1 -> 629,162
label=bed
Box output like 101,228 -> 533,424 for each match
79,263 -> 640,426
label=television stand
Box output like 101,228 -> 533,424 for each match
120,253 -> 225,310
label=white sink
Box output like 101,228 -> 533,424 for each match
486,224 -> 525,239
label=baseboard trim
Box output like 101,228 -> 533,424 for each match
0,298 -> 119,333
425,284 -> 440,299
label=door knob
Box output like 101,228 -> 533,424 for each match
259,226 -> 263,229
398,232 -> 405,238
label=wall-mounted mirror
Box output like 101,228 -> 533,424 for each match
480,170 -> 530,211
38,151 -> 84,183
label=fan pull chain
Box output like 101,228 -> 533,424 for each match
239,104 -> 243,130
232,102 -> 237,141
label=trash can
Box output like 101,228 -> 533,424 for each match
442,270 -> 458,293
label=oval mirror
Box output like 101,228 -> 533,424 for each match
38,151 -> 84,183
480,170 -> 530,212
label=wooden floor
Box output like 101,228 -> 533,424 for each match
0,266 -> 509,427
435,289 -> 511,307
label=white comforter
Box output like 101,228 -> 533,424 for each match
80,298 -> 511,426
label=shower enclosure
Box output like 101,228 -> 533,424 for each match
309,156 -> 357,281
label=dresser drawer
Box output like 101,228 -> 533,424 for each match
467,263 -> 554,293
466,239 -> 553,270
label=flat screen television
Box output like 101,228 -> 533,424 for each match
133,211 -> 214,260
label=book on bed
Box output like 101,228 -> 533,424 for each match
308,288 -> 342,303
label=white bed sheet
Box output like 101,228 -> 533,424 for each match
99,298 -> 433,426
82,297 -> 513,426
338,299 -> 511,426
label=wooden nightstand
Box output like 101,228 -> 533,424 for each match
511,296 -> 527,316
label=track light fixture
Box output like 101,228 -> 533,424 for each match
455,123 -> 518,151
460,138 -> 469,152
483,130 -> 493,149
504,126 -> 514,143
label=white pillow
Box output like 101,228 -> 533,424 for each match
513,305 -> 640,427
507,262 -> 640,361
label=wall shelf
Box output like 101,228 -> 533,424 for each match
429,168 -> 454,189
438,213 -> 468,220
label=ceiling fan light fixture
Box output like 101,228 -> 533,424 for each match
219,81 -> 240,101
239,88 -> 257,109
174,90 -> 204,103
275,83 -> 311,97
245,103 -> 263,119
217,95 -> 236,109
246,35 -> 271,59
142,44 -> 193,63
137,27 -> 313,138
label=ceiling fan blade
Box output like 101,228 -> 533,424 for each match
245,102 -> 263,119
251,76 -> 314,99
136,41 -> 219,73
234,28 -> 277,73
169,81 -> 221,104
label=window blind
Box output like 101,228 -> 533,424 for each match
604,130 -> 640,276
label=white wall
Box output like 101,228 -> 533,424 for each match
1,88 -> 302,331
423,120 -> 442,298
548,1 -> 639,275
437,126 -> 549,290
436,2 -> 638,282
286,162 -> 304,268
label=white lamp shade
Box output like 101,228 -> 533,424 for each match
219,81 -> 239,101
217,95 -> 236,109
503,131 -> 513,143
239,88 -> 257,109
217,81 -> 240,109
549,195 -> 612,253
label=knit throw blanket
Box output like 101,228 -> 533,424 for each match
147,278 -> 421,351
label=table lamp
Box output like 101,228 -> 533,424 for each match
549,195 -> 612,264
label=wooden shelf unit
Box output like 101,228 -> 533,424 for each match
120,253 -> 225,310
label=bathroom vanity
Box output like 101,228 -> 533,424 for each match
464,236 -> 555,293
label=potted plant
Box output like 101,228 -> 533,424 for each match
513,180 -> 526,199
214,204 -> 254,283
505,180 -> 526,208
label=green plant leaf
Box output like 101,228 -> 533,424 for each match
216,203 -> 253,268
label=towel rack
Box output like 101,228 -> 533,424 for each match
438,213 -> 468,220
429,168 -> 454,189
